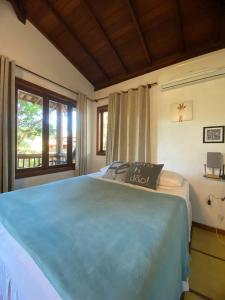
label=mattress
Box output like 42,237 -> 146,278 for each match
0,173 -> 191,300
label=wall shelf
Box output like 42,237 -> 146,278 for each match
203,175 -> 225,181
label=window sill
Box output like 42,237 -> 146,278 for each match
15,164 -> 75,179
96,151 -> 106,156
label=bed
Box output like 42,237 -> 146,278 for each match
0,173 -> 191,300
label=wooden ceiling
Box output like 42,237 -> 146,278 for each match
9,0 -> 225,90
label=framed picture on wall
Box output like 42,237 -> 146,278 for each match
203,126 -> 225,143
170,101 -> 193,122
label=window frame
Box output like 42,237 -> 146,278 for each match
96,105 -> 108,156
15,78 -> 76,179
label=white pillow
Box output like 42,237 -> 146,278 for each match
158,170 -> 184,187
100,165 -> 110,173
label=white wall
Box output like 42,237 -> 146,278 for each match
157,78 -> 225,230
92,49 -> 225,230
0,0 -> 94,188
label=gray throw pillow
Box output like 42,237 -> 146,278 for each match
126,162 -> 164,190
103,161 -> 130,182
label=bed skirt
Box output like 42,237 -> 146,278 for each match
0,258 -> 19,300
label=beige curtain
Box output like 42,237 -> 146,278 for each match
106,85 -> 151,164
0,56 -> 16,192
76,93 -> 87,175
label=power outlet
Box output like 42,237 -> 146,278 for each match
207,198 -> 212,206
207,195 -> 213,206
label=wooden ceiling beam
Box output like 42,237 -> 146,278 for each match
45,0 -> 110,81
174,0 -> 186,51
83,0 -> 128,73
95,39 -> 225,90
27,17 -> 96,84
126,0 -> 152,64
214,0 -> 225,43
8,0 -> 26,24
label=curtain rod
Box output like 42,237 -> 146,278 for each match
94,82 -> 158,101
16,64 -> 95,102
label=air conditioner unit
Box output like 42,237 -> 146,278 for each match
159,67 -> 225,91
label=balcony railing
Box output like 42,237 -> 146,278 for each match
17,153 -> 67,169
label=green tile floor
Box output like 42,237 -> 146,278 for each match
183,227 -> 225,300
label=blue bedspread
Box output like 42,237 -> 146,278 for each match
0,176 -> 189,300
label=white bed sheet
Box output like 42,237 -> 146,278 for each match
0,173 -> 191,300
0,223 -> 61,300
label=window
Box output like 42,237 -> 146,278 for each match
16,78 -> 76,178
96,105 -> 108,155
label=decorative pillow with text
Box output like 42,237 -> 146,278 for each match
126,162 -> 164,190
